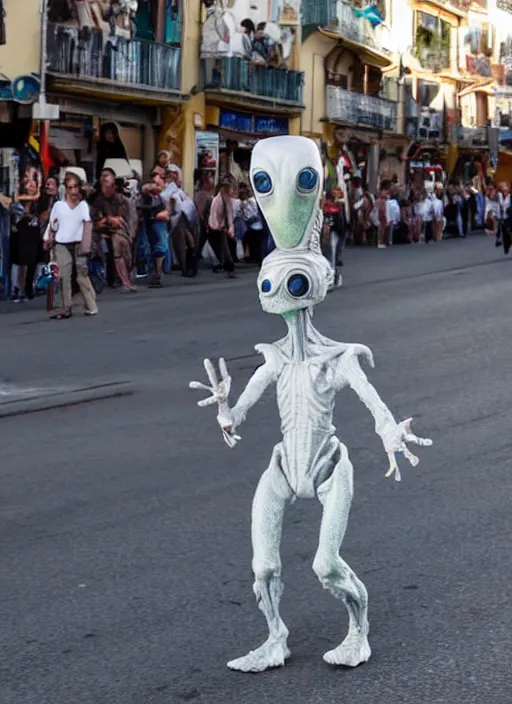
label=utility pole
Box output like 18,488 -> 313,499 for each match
39,0 -> 48,108
33,0 -> 60,173
33,0 -> 59,120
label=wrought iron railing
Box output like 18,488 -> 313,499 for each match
201,58 -> 304,103
326,85 -> 397,131
47,23 -> 181,92
302,0 -> 390,53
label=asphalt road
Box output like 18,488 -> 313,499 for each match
1,235 -> 511,704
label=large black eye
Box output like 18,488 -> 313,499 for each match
287,274 -> 310,298
253,171 -> 272,195
297,168 -> 318,193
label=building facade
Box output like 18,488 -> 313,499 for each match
42,0 -> 187,184
300,0 -> 402,191
0,0 -> 510,199
189,0 -> 305,192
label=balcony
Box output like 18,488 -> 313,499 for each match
201,58 -> 304,106
46,23 -> 181,97
326,85 -> 397,131
302,0 -> 391,55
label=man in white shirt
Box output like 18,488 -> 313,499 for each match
48,173 -> 97,318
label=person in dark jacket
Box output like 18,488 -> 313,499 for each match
321,188 -> 345,288
96,122 -> 128,175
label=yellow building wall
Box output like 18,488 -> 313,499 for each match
0,0 -> 40,78
300,32 -> 334,138
181,0 -> 201,93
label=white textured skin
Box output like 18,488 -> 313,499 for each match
190,137 -> 432,674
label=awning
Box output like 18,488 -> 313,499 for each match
458,80 -> 495,98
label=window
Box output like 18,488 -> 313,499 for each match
415,12 -> 450,71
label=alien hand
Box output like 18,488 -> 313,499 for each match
189,358 -> 241,448
382,418 -> 432,482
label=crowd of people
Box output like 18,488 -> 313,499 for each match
6,147 -> 507,320
6,149 -> 278,319
320,176 -> 488,256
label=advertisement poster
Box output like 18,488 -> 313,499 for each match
195,131 -> 219,184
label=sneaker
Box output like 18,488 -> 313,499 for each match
85,309 -> 99,316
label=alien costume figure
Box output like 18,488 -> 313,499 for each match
190,136 -> 432,674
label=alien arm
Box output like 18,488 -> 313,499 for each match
336,350 -> 397,445
230,357 -> 278,428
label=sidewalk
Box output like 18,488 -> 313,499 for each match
0,260 -> 260,322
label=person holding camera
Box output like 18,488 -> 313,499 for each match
91,168 -> 136,293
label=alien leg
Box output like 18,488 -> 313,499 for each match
312,440 -> 371,667
227,444 -> 292,673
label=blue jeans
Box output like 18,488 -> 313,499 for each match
138,219 -> 171,275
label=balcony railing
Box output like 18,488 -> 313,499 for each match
326,85 -> 397,131
47,23 -> 181,92
302,0 -> 390,53
201,58 -> 304,104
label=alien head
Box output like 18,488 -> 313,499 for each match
250,136 -> 332,315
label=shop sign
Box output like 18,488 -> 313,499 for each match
0,74 -> 40,104
219,109 -> 288,135
195,130 -> 219,182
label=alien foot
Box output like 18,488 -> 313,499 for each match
227,638 -> 290,673
323,632 -> 371,667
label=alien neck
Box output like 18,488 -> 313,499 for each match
281,308 -> 311,362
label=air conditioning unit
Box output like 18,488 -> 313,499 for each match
417,108 -> 441,141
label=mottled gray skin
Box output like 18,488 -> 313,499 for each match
190,136 -> 432,673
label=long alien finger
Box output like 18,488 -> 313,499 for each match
203,359 -> 219,389
404,433 -> 433,447
385,453 -> 398,478
403,448 -> 419,467
198,395 -> 218,408
219,357 -> 229,381
189,381 -> 212,391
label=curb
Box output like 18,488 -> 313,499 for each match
0,381 -> 133,419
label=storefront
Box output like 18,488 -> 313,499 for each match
195,106 -> 293,188
42,94 -> 160,183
